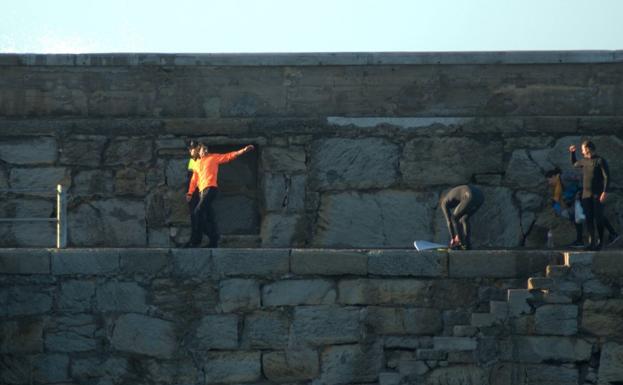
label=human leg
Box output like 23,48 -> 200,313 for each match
203,188 -> 220,247
582,198 -> 596,249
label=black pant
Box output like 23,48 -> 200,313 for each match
188,189 -> 200,236
191,188 -> 220,247
582,196 -> 604,247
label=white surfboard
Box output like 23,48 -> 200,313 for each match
413,240 -> 447,251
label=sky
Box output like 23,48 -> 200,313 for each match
0,0 -> 622,54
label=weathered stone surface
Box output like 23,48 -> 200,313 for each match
114,167 -> 146,196
59,280 -> 95,312
261,146 -> 306,172
165,158 -> 188,189
32,354 -> 70,383
310,138 -> 399,190
262,279 -> 336,306
598,342 -> 623,385
0,356 -> 31,384
368,249 -> 447,277
291,249 -> 367,275
425,365 -> 487,385
319,343 -> 383,384
0,137 -> 57,164
104,137 -> 153,166
433,337 -> 478,351
260,213 -> 303,247
9,167 -> 70,191
366,307 -> 442,335
449,250 -> 553,278
242,311 -> 289,349
141,359 -> 200,385
52,249 -> 119,275
505,149 -> 547,190
262,349 -> 319,382
202,351 -> 261,384
582,299 -> 623,336
535,305 -> 578,335
72,170 -> 114,195
60,135 -> 107,166
0,319 -> 44,353
459,186 -> 522,248
96,281 -> 148,313
384,336 -> 433,349
2,285 -> 53,316
314,190 -> 436,248
262,173 -> 306,212
339,279 -> 431,305
111,314 -> 176,359
401,137 -> 503,187
195,314 -> 238,349
513,336 -> 592,363
219,279 -> 260,312
593,251 -> 623,278
213,248 -> 289,276
213,194 -> 259,234
0,249 -> 50,274
291,306 -> 361,345
150,278 -> 218,320
45,314 -> 96,353
71,357 -> 129,383
119,248 -> 170,274
68,199 -> 146,246
171,248 -> 212,276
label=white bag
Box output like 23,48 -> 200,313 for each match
575,199 -> 585,224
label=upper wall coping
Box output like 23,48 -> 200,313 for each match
1,51 -> 622,67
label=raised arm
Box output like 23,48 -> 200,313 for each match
569,145 -> 581,168
215,145 -> 255,164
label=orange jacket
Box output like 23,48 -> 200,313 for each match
187,149 -> 246,195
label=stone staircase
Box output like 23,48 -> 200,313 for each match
393,251 -> 620,385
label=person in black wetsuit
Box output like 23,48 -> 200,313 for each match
440,185 -> 484,250
569,140 -> 610,250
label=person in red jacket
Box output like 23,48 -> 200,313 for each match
185,142 -> 254,248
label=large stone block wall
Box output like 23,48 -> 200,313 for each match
0,52 -> 622,248
1,248 -> 622,384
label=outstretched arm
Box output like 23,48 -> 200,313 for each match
216,145 -> 255,164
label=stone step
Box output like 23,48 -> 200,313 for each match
546,264 -> 570,278
471,312 -> 496,328
527,277 -> 556,291
507,289 -> 533,316
453,325 -> 478,337
490,300 -> 509,319
564,252 -> 594,267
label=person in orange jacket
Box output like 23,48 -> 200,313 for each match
185,142 -> 255,247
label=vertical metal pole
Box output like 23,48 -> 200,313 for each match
56,184 -> 67,248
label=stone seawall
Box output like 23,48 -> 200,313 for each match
0,52 -> 623,248
1,248 -> 622,384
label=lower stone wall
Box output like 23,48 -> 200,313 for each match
1,248 -> 622,384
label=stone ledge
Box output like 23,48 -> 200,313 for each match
0,249 -> 50,274
0,51 -> 621,67
0,248 -> 584,278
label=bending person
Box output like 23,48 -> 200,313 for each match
441,185 -> 484,250
186,143 -> 255,248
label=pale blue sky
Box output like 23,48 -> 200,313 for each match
1,0 -> 621,53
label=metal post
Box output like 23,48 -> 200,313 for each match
56,184 -> 67,248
